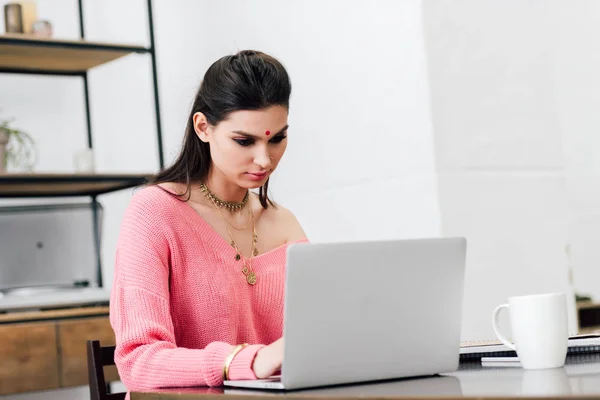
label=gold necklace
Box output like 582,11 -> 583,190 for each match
198,183 -> 252,230
216,204 -> 252,231
225,209 -> 252,231
205,192 -> 259,285
199,182 -> 249,212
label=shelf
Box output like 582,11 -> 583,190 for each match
0,173 -> 152,197
0,306 -> 109,324
0,34 -> 150,75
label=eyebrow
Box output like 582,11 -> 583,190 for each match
232,125 -> 289,138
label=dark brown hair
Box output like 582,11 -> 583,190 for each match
150,50 -> 292,208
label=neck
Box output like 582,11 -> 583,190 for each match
201,170 -> 248,204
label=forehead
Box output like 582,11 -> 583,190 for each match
220,105 -> 288,131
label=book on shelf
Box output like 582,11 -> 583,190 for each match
460,333 -> 600,361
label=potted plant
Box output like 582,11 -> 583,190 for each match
0,114 -> 36,173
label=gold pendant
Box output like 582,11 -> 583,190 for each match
246,271 -> 257,285
241,265 -> 249,275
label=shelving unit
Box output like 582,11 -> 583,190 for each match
0,0 -> 164,289
0,33 -> 150,73
0,0 -> 165,164
0,173 -> 151,197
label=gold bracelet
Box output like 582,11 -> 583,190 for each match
223,343 -> 249,381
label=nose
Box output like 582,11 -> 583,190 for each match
254,148 -> 272,170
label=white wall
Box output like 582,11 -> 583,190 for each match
153,0 -> 442,244
1,0 -> 441,284
552,1 -> 600,304
421,0 -> 590,341
1,1 -> 439,399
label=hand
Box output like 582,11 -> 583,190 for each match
252,338 -> 284,379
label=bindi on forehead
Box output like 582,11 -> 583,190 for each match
232,124 -> 288,138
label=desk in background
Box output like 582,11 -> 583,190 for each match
131,354 -> 600,400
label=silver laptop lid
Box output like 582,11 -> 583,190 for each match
281,237 -> 466,390
0,203 -> 101,290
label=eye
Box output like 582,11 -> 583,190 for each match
233,138 -> 255,147
269,134 -> 287,144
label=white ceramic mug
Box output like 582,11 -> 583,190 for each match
520,368 -> 571,396
492,292 -> 568,370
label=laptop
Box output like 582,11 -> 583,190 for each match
224,237 -> 467,391
0,203 -> 100,290
0,202 -> 109,312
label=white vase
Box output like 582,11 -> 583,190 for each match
0,129 -> 9,173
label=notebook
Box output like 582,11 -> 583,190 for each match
460,334 -> 600,361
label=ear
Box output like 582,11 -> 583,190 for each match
193,112 -> 210,143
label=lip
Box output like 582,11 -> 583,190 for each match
246,171 -> 269,181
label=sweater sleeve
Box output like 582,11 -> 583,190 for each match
109,190 -> 265,390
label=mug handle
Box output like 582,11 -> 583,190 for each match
492,304 -> 516,351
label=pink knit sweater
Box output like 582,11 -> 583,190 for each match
109,185 -> 308,392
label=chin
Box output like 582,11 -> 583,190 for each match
241,182 -> 266,190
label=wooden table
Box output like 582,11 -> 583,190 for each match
131,353 -> 600,399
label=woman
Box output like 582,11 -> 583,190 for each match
109,50 -> 308,391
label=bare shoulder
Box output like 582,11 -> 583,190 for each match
157,182 -> 187,195
257,196 -> 308,243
